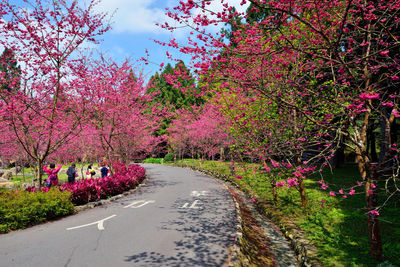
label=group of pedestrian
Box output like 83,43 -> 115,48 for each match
43,162 -> 110,188
86,163 -> 110,179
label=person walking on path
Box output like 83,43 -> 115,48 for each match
43,163 -> 61,188
66,163 -> 77,184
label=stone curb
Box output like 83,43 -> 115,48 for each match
73,176 -> 148,213
173,163 -> 321,267
222,184 -> 246,267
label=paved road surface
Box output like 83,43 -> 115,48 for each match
0,164 -> 237,267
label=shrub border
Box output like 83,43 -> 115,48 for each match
0,174 -> 148,234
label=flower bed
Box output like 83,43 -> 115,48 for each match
1,163 -> 145,234
59,163 -> 146,205
26,163 -> 146,205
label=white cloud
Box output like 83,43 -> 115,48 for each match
204,0 -> 250,14
94,0 -> 171,34
93,0 -> 250,35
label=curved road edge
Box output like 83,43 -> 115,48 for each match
169,164 -> 299,267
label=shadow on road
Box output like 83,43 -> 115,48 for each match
124,185 -> 236,266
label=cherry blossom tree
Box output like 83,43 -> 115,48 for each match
82,57 -> 162,165
160,0 -> 400,259
168,104 -> 231,160
0,0 -> 110,188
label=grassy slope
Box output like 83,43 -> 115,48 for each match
171,159 -> 399,267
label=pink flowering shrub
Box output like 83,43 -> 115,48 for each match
27,162 -> 146,206
112,160 -> 128,174
61,179 -> 100,205
60,163 -> 146,205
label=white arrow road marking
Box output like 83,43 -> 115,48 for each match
123,200 -> 155,209
66,215 -> 117,231
190,199 -> 201,209
190,191 -> 208,197
181,200 -> 201,209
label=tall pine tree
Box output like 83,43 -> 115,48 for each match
0,48 -> 21,93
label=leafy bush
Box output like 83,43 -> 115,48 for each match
164,153 -> 174,162
142,157 -> 162,164
112,160 -> 127,174
377,262 -> 396,267
0,189 -> 74,233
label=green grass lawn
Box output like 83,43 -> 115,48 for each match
171,159 -> 399,267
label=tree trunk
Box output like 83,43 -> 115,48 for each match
271,183 -> 278,206
379,117 -> 388,163
368,125 -> 378,162
230,162 -> 235,176
298,179 -> 307,206
390,119 -> 398,146
22,164 -> 25,182
356,152 -> 383,260
31,162 -> 37,185
36,159 -> 44,190
366,169 -> 383,260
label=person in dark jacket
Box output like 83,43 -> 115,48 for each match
67,163 -> 77,184
100,164 -> 109,178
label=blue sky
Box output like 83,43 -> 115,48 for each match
3,0 -> 249,82
93,0 -> 250,80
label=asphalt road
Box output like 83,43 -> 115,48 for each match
0,164 -> 238,267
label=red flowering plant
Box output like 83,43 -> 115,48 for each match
26,162 -> 146,206
59,163 -> 146,205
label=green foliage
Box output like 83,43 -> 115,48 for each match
245,1 -> 282,27
142,157 -> 162,164
164,153 -> 174,163
0,47 -> 21,92
377,261 -> 397,267
0,189 -> 74,233
146,62 -> 203,136
147,62 -> 201,109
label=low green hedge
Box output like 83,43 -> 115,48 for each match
142,157 -> 163,164
164,153 -> 174,162
0,188 -> 74,233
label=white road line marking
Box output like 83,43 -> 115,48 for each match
181,200 -> 201,209
190,191 -> 208,197
66,215 -> 117,231
189,199 -> 200,209
123,200 -> 155,209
